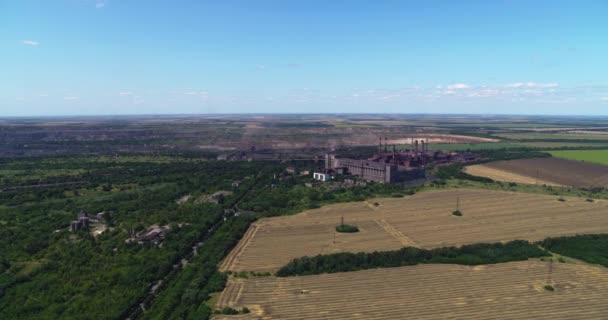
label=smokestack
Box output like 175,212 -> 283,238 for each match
421,140 -> 425,153
415,140 -> 419,151
384,136 -> 388,153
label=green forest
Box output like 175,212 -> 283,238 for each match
0,155 -> 414,320
540,234 -> 608,267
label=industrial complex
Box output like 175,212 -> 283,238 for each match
319,138 -> 477,183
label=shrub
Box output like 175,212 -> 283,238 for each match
391,193 -> 404,198
221,307 -> 239,315
558,257 -> 566,263
336,224 -> 359,233
452,210 -> 463,217
544,285 -> 554,291
586,198 -> 594,202
242,307 -> 250,314
557,197 -> 566,202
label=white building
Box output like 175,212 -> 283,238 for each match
313,172 -> 331,182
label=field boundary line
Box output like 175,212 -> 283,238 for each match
217,280 -> 243,308
375,219 -> 419,247
219,224 -> 259,271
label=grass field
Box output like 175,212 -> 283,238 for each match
481,158 -> 608,187
548,150 -> 608,166
219,189 -> 608,272
216,261 -> 608,320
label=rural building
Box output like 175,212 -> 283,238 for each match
125,225 -> 171,245
69,211 -> 90,232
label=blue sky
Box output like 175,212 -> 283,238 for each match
2,0 -> 608,116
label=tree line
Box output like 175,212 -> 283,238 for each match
276,240 -> 549,277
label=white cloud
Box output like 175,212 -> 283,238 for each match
505,82 -> 559,89
447,83 -> 470,90
601,97 -> 608,101
467,87 -> 500,98
96,2 -> 106,8
119,91 -> 132,96
184,91 -> 208,96
379,94 -> 401,101
63,96 -> 79,100
21,40 -> 39,46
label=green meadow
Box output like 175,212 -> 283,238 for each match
548,150 -> 608,166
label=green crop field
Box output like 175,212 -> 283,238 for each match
548,150 -> 608,166
426,142 -> 523,151
520,142 -> 608,149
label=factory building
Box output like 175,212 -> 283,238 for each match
324,137 -> 476,183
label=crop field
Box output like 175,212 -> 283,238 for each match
425,142 -> 522,151
215,261 -> 608,320
219,189 -> 608,272
464,164 -> 562,186
494,132 -> 608,141
482,158 -> 608,187
548,150 -> 608,166
519,141 -> 608,148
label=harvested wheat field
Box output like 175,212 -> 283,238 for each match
482,157 -> 608,188
465,164 -> 562,186
215,261 -> 608,320
219,189 -> 608,272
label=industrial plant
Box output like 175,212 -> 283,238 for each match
319,137 -> 477,183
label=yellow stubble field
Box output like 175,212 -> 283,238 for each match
219,189 -> 608,272
215,261 -> 608,320
464,164 -> 562,186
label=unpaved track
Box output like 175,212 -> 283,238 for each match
215,261 -> 608,320
220,189 -> 608,272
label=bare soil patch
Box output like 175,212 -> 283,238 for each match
484,158 -> 608,188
